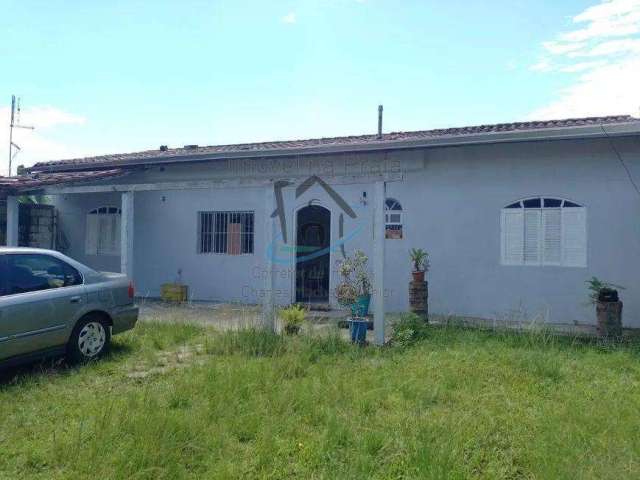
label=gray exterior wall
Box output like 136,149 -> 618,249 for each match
54,192 -> 122,273
51,136 -> 640,327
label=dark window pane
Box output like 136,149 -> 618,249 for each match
563,200 -> 581,207
544,198 -> 562,208
505,202 -> 522,208
523,198 -> 541,208
385,198 -> 402,211
7,254 -> 82,294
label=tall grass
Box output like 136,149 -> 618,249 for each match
1,322 -> 639,479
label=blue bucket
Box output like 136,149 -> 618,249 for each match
349,319 -> 368,344
350,294 -> 371,317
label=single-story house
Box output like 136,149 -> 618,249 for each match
2,115 -> 639,342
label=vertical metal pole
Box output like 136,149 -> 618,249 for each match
377,105 -> 383,140
8,95 -> 15,176
373,180 -> 386,345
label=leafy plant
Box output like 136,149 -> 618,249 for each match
335,250 -> 372,305
409,248 -> 430,272
390,313 -> 429,347
335,282 -> 358,307
279,304 -> 306,328
586,277 -> 625,304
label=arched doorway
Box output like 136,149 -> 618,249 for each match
295,205 -> 331,303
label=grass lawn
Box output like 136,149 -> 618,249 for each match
1,321 -> 640,479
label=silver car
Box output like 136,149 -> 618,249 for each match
0,247 -> 138,368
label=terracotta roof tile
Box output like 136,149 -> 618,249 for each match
0,169 -> 125,194
29,115 -> 638,171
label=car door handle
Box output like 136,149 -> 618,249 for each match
70,296 -> 82,304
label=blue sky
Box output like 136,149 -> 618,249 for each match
2,0 -> 639,172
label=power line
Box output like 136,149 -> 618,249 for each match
601,125 -> 640,197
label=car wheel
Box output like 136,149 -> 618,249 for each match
67,314 -> 111,364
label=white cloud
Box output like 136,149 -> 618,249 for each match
0,105 -> 89,175
528,0 -> 640,119
559,60 -> 608,72
529,56 -> 640,119
530,59 -> 553,72
561,0 -> 640,42
281,12 -> 296,24
574,38 -> 640,56
543,41 -> 587,55
574,0 -> 640,23
18,106 -> 86,129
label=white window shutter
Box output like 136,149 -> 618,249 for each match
562,208 -> 587,267
85,214 -> 98,255
97,216 -> 109,255
524,210 -> 542,265
501,210 -> 524,265
542,209 -> 562,265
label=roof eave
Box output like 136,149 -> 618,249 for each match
25,121 -> 640,174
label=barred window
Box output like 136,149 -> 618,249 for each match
198,211 -> 254,255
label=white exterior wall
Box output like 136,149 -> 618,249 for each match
50,136 -> 640,327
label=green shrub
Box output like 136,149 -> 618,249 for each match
391,313 -> 429,347
279,304 -> 306,328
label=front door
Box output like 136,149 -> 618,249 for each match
295,205 -> 331,303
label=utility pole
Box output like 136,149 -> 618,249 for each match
8,95 -> 34,176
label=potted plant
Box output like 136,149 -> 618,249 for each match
337,250 -> 372,316
279,304 -> 306,335
335,250 -> 372,344
409,248 -> 429,282
586,277 -> 624,338
409,248 -> 430,319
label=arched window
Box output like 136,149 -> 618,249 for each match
385,198 -> 403,239
501,197 -> 586,267
86,206 -> 121,256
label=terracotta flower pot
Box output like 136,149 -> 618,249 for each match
412,271 -> 425,283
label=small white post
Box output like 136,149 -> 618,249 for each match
6,196 -> 19,246
373,180 -> 386,345
120,191 -> 134,279
262,185 -> 275,331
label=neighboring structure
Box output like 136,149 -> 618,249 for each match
2,115 -> 640,339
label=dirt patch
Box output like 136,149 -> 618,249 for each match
138,300 -> 263,329
127,343 -> 207,379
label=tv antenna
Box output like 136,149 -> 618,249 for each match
8,94 -> 35,176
